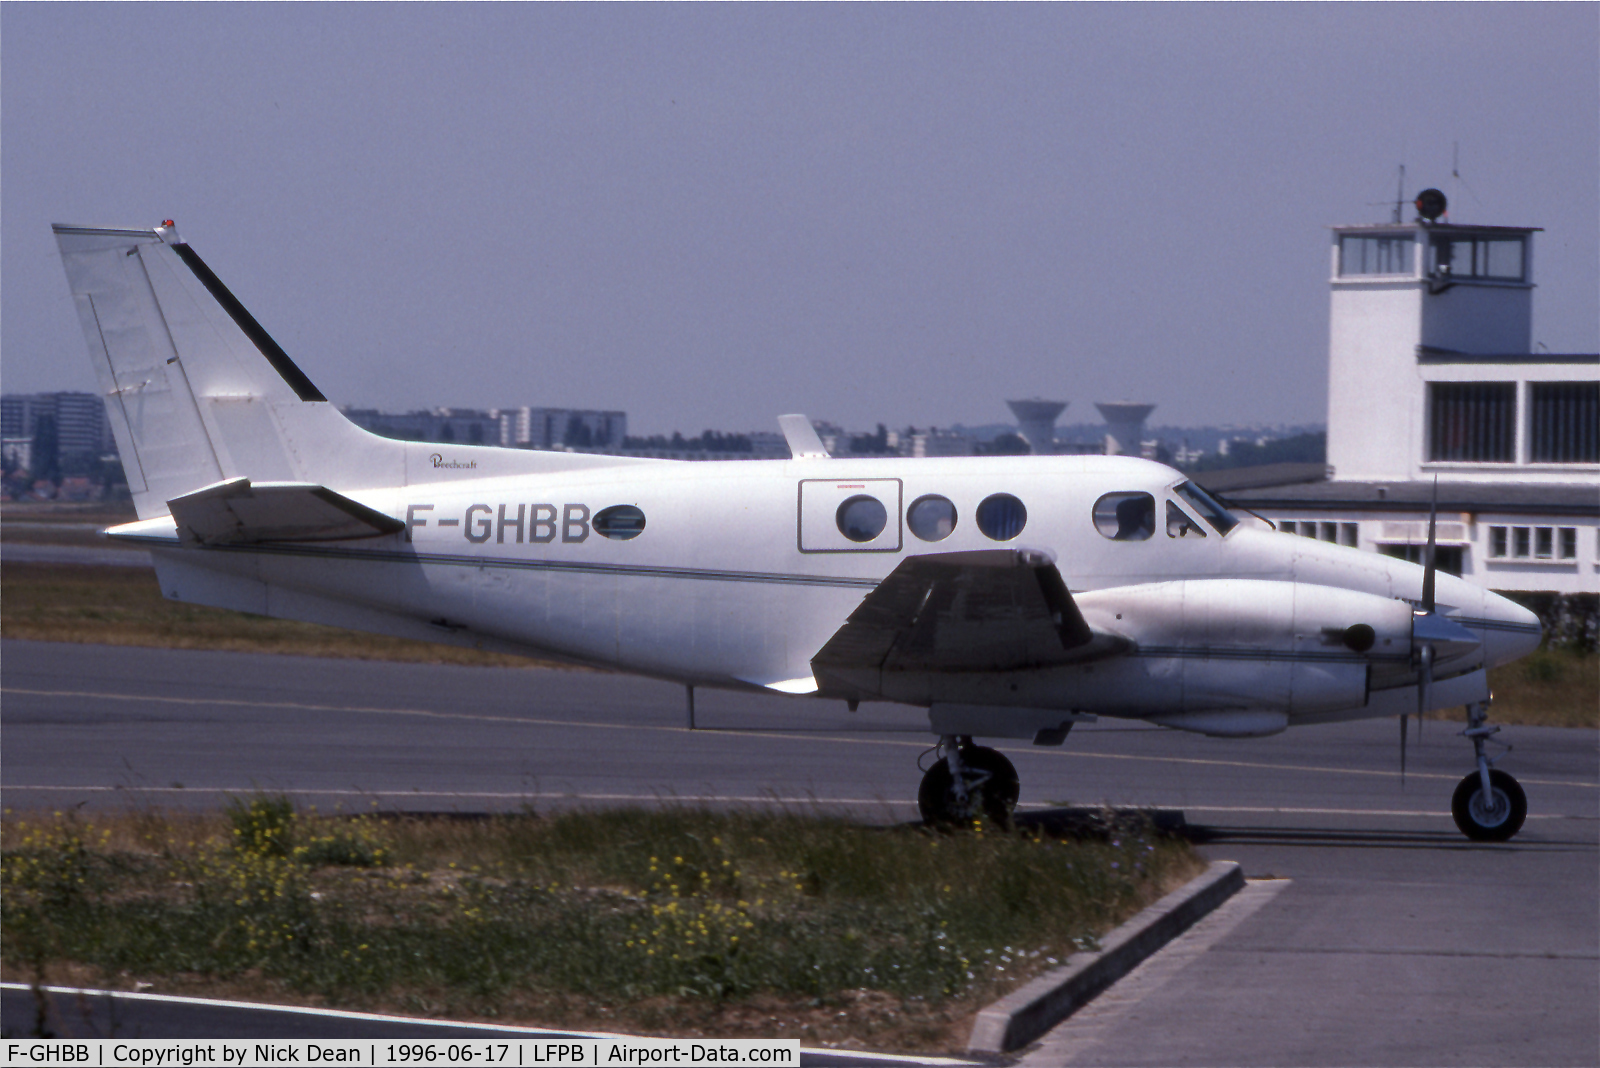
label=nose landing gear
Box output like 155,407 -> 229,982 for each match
918,735 -> 1020,826
1451,700 -> 1526,841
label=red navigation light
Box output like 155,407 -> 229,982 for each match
162,220 -> 175,228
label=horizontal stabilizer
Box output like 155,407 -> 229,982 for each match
813,549 -> 1127,690
168,478 -> 403,545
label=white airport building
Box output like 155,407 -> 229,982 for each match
1206,193 -> 1598,597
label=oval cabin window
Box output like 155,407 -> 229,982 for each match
593,504 -> 646,540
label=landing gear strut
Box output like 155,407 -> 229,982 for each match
1451,700 -> 1526,842
918,735 -> 1019,826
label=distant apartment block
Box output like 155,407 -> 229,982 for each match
1,391 -> 117,473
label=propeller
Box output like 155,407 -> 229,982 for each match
1405,478 -> 1480,783
1403,483 -> 1440,785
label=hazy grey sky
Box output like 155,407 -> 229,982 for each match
4,4 -> 1595,436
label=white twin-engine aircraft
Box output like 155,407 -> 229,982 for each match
54,222 -> 1544,840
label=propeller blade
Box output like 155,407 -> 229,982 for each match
1418,642 -> 1434,713
1421,477 -> 1438,614
1407,642 -> 1434,787
1399,710 -> 1408,785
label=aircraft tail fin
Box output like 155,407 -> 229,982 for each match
53,223 -> 650,521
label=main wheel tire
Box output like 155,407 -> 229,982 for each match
918,746 -> 1020,827
1451,768 -> 1527,842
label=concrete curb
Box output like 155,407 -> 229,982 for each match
967,860 -> 1245,1054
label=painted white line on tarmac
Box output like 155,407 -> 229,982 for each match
8,685 -> 1596,789
1,785 -> 1591,821
0,983 -> 979,1064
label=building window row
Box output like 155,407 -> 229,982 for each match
1426,234 -> 1525,283
1338,235 -> 1413,276
1487,525 -> 1579,562
1280,520 -> 1359,547
1427,381 -> 1598,464
1336,232 -> 1527,283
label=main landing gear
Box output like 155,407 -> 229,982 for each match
918,735 -> 1020,826
1451,700 -> 1526,842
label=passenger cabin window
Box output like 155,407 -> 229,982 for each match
1093,492 -> 1155,541
976,494 -> 1027,541
907,495 -> 957,542
1167,501 -> 1206,538
1173,481 -> 1238,535
593,505 -> 646,540
836,495 -> 889,543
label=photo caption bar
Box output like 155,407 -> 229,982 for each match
2,1040 -> 798,1067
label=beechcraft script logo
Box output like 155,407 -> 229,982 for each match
430,453 -> 478,470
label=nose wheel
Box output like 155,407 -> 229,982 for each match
1452,701 -> 1526,841
1452,768 -> 1526,841
919,736 -> 1020,826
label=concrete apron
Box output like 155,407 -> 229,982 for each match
968,860 -> 1245,1054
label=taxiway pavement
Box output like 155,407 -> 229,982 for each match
3,640 -> 1596,1064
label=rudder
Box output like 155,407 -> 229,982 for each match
54,222 -> 404,518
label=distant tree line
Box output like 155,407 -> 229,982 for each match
623,430 -> 753,453
1183,432 -> 1326,472
848,424 -> 896,455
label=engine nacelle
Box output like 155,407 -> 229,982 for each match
1077,579 -> 1415,715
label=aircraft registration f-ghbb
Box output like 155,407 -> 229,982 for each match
53,222 -> 1545,840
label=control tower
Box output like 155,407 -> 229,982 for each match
1095,401 -> 1156,457
1326,189 -> 1552,481
1006,399 -> 1067,454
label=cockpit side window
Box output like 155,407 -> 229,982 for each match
1173,481 -> 1239,535
1167,500 -> 1206,538
1093,492 -> 1155,541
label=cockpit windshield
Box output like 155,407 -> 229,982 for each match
1173,481 -> 1239,536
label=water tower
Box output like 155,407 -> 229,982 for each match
1006,399 -> 1067,454
1095,401 -> 1156,457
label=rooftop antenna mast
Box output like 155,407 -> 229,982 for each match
1450,142 -> 1460,221
1392,164 -> 1406,223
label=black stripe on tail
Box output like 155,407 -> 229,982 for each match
171,243 -> 327,402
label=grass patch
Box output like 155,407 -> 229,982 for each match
0,563 -> 548,667
1,802 -> 1201,1050
1446,645 -> 1597,730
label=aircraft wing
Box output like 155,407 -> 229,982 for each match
811,549 -> 1128,688
169,477 -> 404,545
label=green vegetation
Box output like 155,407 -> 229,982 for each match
1454,645 -> 1597,730
2,803 -> 1200,1049
1183,431 -> 1326,472
0,562 -> 542,667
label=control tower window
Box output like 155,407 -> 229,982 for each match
1529,382 -> 1599,464
1428,382 -> 1515,462
1427,235 -> 1525,282
1338,235 -> 1414,276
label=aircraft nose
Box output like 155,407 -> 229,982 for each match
1479,590 -> 1543,668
